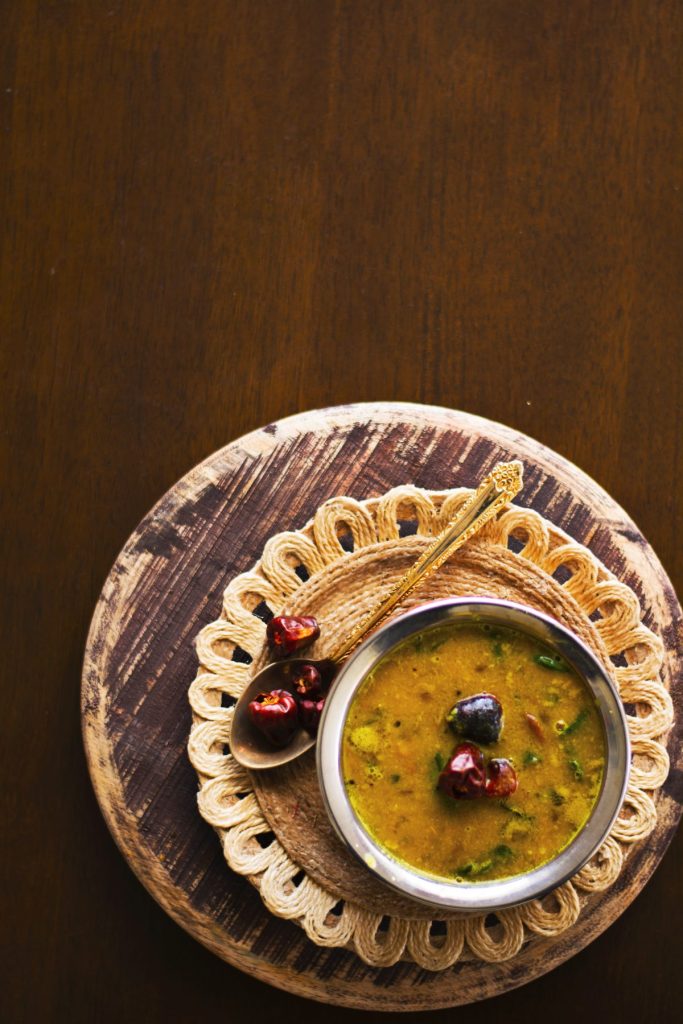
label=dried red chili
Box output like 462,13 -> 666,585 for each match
437,742 -> 486,799
299,697 -> 325,737
266,615 -> 320,657
248,689 -> 299,746
485,758 -> 518,798
290,663 -> 325,700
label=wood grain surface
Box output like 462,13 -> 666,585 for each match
2,2 -> 683,1022
80,404 -> 682,1010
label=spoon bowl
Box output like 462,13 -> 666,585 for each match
230,658 -> 335,769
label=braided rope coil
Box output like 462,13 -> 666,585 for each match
188,487 -> 672,969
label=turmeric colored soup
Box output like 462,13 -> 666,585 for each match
342,623 -> 605,882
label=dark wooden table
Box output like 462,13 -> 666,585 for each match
2,2 -> 682,1021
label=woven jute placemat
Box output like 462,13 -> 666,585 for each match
188,486 -> 672,970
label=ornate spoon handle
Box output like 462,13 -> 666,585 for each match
329,461 -> 524,663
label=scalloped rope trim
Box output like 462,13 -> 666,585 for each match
188,486 -> 672,970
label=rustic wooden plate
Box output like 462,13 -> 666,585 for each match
81,402 -> 683,1011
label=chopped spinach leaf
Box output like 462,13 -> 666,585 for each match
560,708 -> 589,736
568,758 -> 584,781
453,858 -> 493,878
534,653 -> 569,671
454,844 -> 514,878
500,801 -> 532,821
524,750 -> 542,766
434,751 -> 446,772
390,773 -> 401,784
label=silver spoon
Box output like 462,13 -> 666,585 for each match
229,460 -> 523,769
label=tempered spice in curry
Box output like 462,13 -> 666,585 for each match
342,623 -> 605,881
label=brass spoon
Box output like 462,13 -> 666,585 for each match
229,460 -> 523,770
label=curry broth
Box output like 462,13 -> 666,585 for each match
342,623 -> 605,881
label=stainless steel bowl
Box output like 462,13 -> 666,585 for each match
317,598 -> 630,913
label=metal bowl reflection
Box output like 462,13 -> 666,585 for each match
317,598 -> 629,913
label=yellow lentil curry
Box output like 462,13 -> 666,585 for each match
342,623 -> 605,881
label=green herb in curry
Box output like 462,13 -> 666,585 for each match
343,622 -> 605,882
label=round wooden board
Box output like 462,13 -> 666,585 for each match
81,402 -> 683,1011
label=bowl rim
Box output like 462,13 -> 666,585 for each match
316,597 -> 631,913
